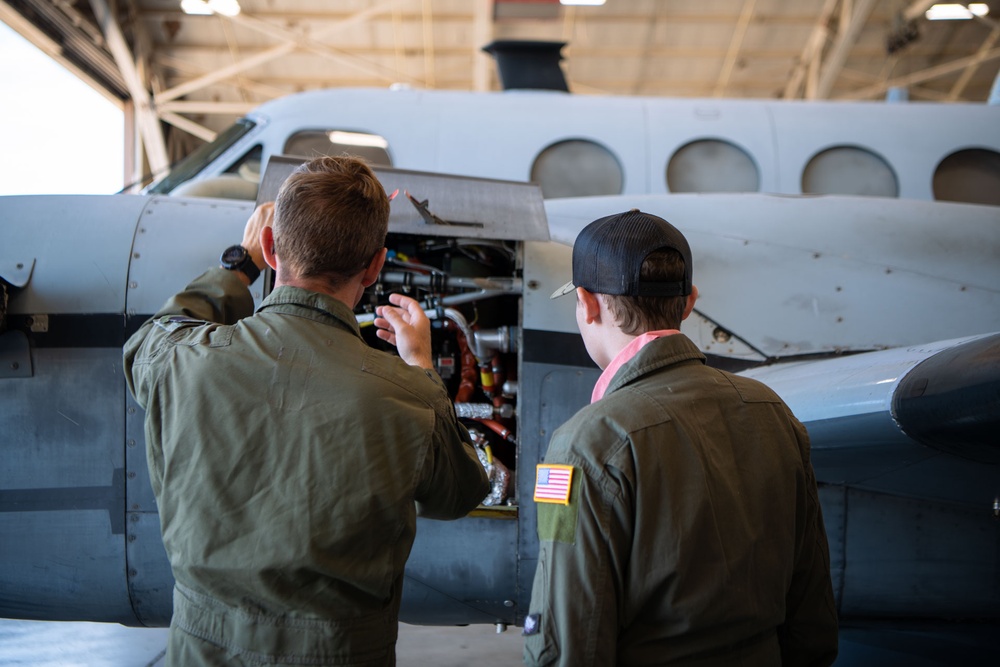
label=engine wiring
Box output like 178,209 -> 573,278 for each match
356,234 -> 521,506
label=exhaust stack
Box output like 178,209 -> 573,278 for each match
482,40 -> 569,92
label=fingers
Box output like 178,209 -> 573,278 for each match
387,292 -> 413,308
385,293 -> 429,327
245,201 -> 274,234
373,295 -> 433,369
375,304 -> 404,330
238,202 -> 275,272
373,304 -> 406,345
377,295 -> 424,329
373,326 -> 395,346
386,292 -> 420,314
242,202 -> 275,254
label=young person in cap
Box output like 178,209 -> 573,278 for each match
124,156 -> 489,666
523,209 -> 838,666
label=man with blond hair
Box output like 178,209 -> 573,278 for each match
125,156 -> 488,666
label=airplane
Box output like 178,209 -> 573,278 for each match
1,42 -> 999,663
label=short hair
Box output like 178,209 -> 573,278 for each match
603,248 -> 688,335
272,156 -> 389,287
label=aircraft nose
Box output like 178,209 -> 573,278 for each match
892,333 -> 1000,463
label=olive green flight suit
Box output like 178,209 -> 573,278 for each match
124,268 -> 489,666
524,334 -> 838,666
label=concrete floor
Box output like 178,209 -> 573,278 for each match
0,619 -> 524,666
2,618 -> 999,666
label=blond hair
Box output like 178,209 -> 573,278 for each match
273,156 -> 389,287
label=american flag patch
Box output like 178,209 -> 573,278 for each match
533,464 -> 574,505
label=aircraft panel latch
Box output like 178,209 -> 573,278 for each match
0,258 -> 35,289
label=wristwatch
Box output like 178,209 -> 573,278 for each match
220,245 -> 261,284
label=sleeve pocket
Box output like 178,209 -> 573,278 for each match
523,548 -> 559,666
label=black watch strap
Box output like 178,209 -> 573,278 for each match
220,245 -> 261,284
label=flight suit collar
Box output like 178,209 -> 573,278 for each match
256,286 -> 363,338
604,333 -> 706,397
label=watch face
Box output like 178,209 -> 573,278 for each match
221,245 -> 247,266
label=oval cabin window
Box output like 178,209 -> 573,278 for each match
666,139 -> 759,194
933,148 -> 1000,207
531,139 -> 623,199
802,146 -> 898,198
284,130 -> 393,166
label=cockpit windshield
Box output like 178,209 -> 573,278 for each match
146,118 -> 256,194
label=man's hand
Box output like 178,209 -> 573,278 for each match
374,294 -> 434,370
242,202 -> 274,273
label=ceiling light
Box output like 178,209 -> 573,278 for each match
209,0 -> 241,16
180,0 -> 241,16
180,0 -> 212,15
560,0 -> 607,6
925,3 -> 989,20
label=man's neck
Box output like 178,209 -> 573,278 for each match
276,275 -> 361,310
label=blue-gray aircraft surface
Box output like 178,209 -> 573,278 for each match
1,63 -> 999,664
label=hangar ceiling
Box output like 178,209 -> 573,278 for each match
2,0 -> 999,183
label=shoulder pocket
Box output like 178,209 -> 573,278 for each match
155,316 -> 208,347
721,371 -> 782,404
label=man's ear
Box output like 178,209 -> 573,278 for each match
361,247 -> 388,288
576,287 -> 602,325
681,284 -> 699,321
261,226 -> 277,270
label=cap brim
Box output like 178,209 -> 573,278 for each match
550,280 -> 576,299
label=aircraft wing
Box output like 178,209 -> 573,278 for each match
740,333 -> 1000,621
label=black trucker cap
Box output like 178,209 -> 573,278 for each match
550,209 -> 692,299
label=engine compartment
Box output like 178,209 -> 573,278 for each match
357,232 -> 522,508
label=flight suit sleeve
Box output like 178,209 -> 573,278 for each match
523,440 -> 628,667
776,416 -> 840,667
413,371 -> 490,520
123,268 -> 254,408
